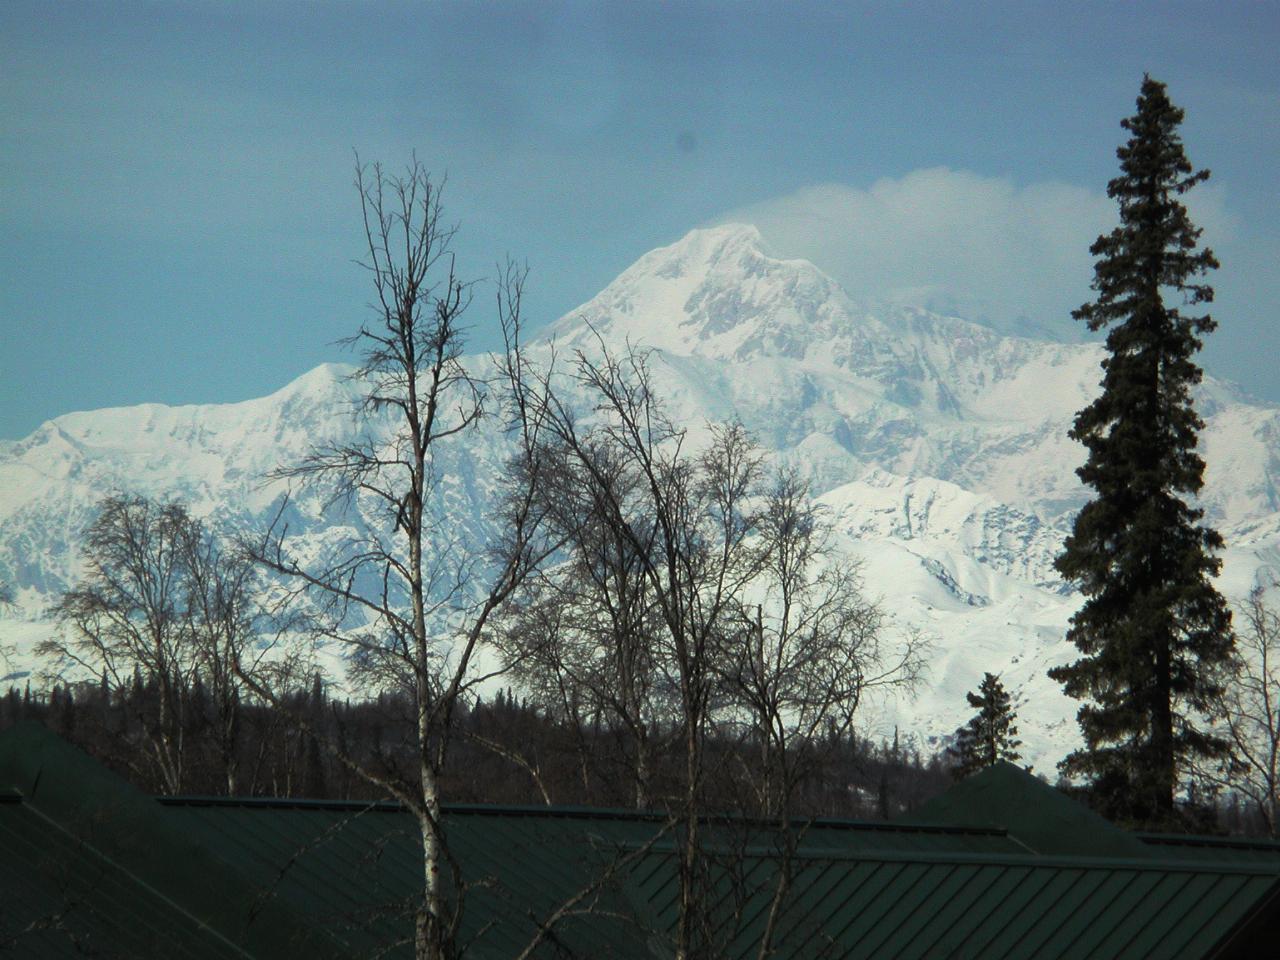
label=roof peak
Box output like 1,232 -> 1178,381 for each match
901,760 -> 1153,859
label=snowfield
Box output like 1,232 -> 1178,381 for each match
3,223 -> 1278,771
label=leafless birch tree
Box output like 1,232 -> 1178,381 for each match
718,468 -> 917,818
518,340 -> 816,958
499,438 -> 672,808
535,344 -> 761,959
244,159 -> 557,960
714,471 -> 924,959
1213,584 -> 1280,835
39,495 -> 268,795
176,511 -> 266,794
505,339 -> 926,958
0,581 -> 15,678
41,496 -> 199,792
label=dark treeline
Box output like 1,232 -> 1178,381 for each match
1,680 -> 949,819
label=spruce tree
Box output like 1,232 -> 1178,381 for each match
948,672 -> 1021,779
1050,75 -> 1233,826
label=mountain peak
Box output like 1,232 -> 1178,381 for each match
547,223 -> 853,361
638,222 -> 768,278
587,222 -> 779,301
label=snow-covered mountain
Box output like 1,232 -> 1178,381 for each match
552,225 -> 1279,524
3,223 -> 1278,769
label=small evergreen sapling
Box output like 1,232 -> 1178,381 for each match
948,672 -> 1022,779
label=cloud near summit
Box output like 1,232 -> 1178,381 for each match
717,167 -> 1235,341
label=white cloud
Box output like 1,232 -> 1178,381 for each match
717,167 -> 1237,341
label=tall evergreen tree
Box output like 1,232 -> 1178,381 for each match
1050,75 -> 1233,826
948,672 -> 1021,779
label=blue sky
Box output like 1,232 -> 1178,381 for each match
2,1 -> 1278,439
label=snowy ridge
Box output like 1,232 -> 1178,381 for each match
553,225 -> 1279,527
820,469 -> 1066,591
3,223 -> 1280,770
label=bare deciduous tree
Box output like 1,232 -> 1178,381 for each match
0,580 -> 16,678
41,496 -> 199,792
1212,583 -> 1280,835
716,470 -> 924,959
244,159 -> 558,960
527,344 -> 762,959
719,468 -> 921,818
39,495 -> 267,795
499,436 -> 671,808
505,338 -> 924,959
176,512 -> 268,795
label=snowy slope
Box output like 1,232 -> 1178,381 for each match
3,223 -> 1278,771
551,225 -> 1278,524
816,477 -> 1280,765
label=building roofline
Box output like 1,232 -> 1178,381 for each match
1139,832 -> 1280,852
608,841 -> 1280,876
156,794 -> 1012,836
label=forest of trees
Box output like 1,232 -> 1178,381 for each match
0,679 -> 950,819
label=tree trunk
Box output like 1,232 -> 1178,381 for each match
416,776 -> 444,960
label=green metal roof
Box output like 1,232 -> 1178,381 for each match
605,837 -> 1280,959
149,797 -> 1032,958
3,726 -> 1279,958
0,723 -> 348,959
1,793 -> 254,958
